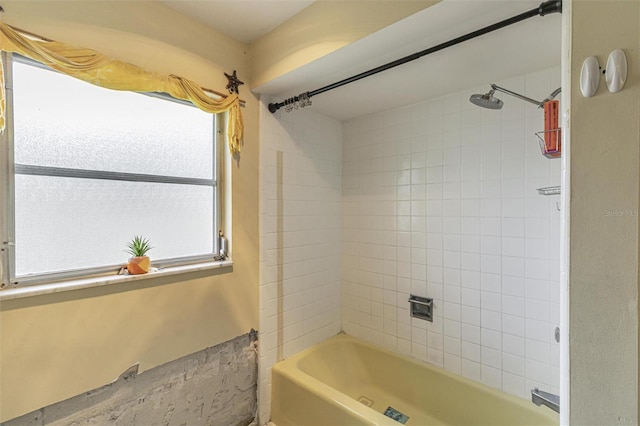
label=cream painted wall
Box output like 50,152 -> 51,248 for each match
0,1 -> 259,422
249,0 -> 438,89
569,1 -> 640,424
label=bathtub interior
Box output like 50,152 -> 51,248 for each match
285,335 -> 557,425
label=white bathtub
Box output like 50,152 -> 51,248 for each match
271,334 -> 558,425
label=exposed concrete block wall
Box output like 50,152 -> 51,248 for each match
2,333 -> 258,426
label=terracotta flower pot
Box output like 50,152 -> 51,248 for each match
127,256 -> 150,275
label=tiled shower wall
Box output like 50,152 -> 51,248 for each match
342,67 -> 561,399
258,101 -> 343,422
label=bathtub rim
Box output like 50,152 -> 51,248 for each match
272,334 -> 401,425
272,333 -> 558,425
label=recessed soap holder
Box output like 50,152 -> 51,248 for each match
409,295 -> 433,322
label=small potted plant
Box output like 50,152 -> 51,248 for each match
125,235 -> 153,275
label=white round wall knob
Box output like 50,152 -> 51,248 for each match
580,56 -> 600,97
605,49 -> 627,93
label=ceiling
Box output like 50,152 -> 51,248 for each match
253,0 -> 562,120
160,0 -> 562,121
160,0 -> 315,44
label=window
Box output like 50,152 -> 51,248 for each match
1,54 -> 225,287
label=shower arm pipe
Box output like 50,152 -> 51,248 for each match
268,0 -> 562,113
491,84 -> 561,108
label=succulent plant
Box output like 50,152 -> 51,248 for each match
126,235 -> 153,257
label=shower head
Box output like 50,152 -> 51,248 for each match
469,90 -> 504,110
470,83 -> 562,110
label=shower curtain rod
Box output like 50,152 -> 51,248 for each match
268,0 -> 562,114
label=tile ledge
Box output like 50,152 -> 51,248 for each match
0,259 -> 233,301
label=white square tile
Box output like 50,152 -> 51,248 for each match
427,348 -> 444,367
426,199 -> 443,216
481,180 -> 501,199
462,323 -> 481,344
525,258 -> 550,280
462,253 -> 481,272
526,339 -> 551,364
502,314 -> 525,337
445,337 -> 462,357
462,359 -> 481,381
481,328 -> 502,350
502,256 -> 525,277
444,268 -> 461,286
427,331 -> 444,350
461,199 -> 481,217
462,341 -> 481,362
461,306 -> 481,326
525,279 -> 550,301
502,198 -> 525,218
444,319 -> 462,339
481,364 -> 502,390
444,353 -> 462,374
427,282 -> 444,300
443,200 -> 461,217
482,200 -> 503,221
481,254 -> 501,274
443,251 -> 461,269
526,319 -> 553,343
412,326 -> 427,345
481,291 -> 502,313
502,238 -> 525,257
502,295 -> 525,317
502,218 -> 525,238
526,358 -> 550,385
444,302 -> 461,321
481,160 -> 502,180
398,338 -> 412,356
502,371 -> 526,398
412,343 -> 428,361
481,273 -> 502,294
481,345 -> 502,369
481,309 -> 502,331
461,218 -> 481,235
461,235 -> 480,253
481,236 -> 502,255
461,270 -> 480,289
427,166 -> 444,183
461,181 -> 481,198
443,235 -> 461,251
480,218 -> 501,236
461,162 -> 481,182
503,333 -> 525,356
525,299 -> 550,321
462,288 -> 481,308
444,285 -> 461,304
503,352 -> 525,376
502,275 -> 525,297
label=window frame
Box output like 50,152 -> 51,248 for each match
0,52 -> 226,288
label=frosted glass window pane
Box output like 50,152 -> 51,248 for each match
12,61 -> 214,179
14,175 -> 214,277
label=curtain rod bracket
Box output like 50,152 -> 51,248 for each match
268,0 -> 561,114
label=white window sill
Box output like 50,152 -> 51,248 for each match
0,259 -> 233,301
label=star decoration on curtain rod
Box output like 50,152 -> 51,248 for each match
224,70 -> 244,95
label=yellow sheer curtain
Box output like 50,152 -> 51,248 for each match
0,22 -> 243,154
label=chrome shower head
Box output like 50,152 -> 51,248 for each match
471,83 -> 562,110
469,90 -> 504,110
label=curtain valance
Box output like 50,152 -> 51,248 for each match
0,22 -> 243,154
